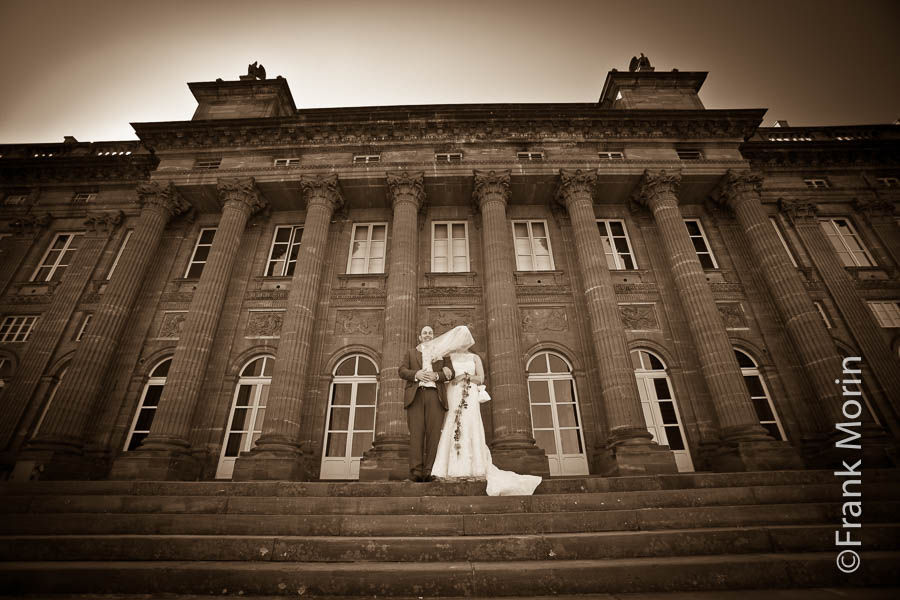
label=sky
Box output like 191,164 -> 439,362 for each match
1,0 -> 898,144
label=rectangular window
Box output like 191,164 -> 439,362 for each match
347,223 -> 387,274
512,220 -> 554,271
431,221 -> 470,272
598,151 -> 625,160
517,152 -> 544,161
3,194 -> 28,206
769,217 -> 798,267
72,192 -> 96,203
107,229 -> 133,280
265,225 -> 304,276
876,177 -> 900,188
676,150 -> 703,160
273,158 -> 299,167
683,219 -> 718,269
194,159 -> 222,170
31,232 -> 84,282
184,228 -> 216,278
75,314 -> 92,341
352,154 -> 380,164
868,301 -> 900,328
597,219 -> 637,270
0,315 -> 38,342
804,178 -> 830,189
819,218 -> 875,267
435,152 -> 463,162
813,302 -> 832,329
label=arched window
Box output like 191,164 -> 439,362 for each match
632,349 -> 693,472
216,355 -> 274,479
526,351 -> 588,476
124,357 -> 170,451
32,367 -> 67,437
321,354 -> 378,480
735,349 -> 786,441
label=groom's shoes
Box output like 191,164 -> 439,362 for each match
422,474 -> 437,483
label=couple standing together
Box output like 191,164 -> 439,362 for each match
400,325 -> 542,496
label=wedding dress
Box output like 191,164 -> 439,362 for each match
426,327 -> 542,496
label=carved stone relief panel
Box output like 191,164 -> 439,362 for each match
428,308 -> 476,336
521,307 -> 568,333
716,301 -> 748,330
246,310 -> 285,339
334,309 -> 383,336
158,311 -> 187,339
618,303 -> 659,331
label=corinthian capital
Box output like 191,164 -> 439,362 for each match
853,196 -> 896,216
710,170 -> 764,211
778,198 -> 819,223
386,171 -> 425,210
300,174 -> 344,212
631,169 -> 682,211
217,177 -> 267,216
84,210 -> 124,235
555,169 -> 597,208
473,169 -> 511,211
136,181 -> 191,219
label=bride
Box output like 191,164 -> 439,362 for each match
424,325 -> 542,496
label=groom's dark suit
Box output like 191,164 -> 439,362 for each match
399,348 -> 454,480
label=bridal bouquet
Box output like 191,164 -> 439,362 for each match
452,373 -> 471,455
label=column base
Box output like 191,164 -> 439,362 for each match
232,449 -> 311,481
358,440 -> 410,481
10,449 -> 106,481
490,440 -> 550,477
706,439 -> 805,472
594,442 -> 679,477
108,450 -> 201,481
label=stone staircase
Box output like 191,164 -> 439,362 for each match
0,469 -> 898,597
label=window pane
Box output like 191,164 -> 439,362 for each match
646,353 -> 664,371
517,255 -> 534,271
335,359 -> 355,376
351,432 -> 373,456
357,358 -> 377,376
452,224 -> 466,238
691,237 -> 707,253
699,255 -> 715,269
351,241 -> 367,259
151,360 -> 171,377
371,225 -> 386,241
556,403 -> 578,428
559,429 -> 582,454
535,255 -> 552,270
451,238 -> 466,256
528,355 -> 549,374
452,257 -> 467,271
369,241 -> 385,259
275,227 -> 291,243
262,357 -> 274,378
254,408 -> 266,430
531,404 -> 553,428
528,380 -> 550,403
609,222 -> 625,236
532,222 -> 546,237
200,230 -> 216,244
743,375 -> 765,398
332,383 -> 352,405
434,240 -> 448,259
734,351 -> 754,368
368,258 -> 384,273
658,401 -> 677,424
142,385 -> 164,407
231,408 -> 249,430
242,358 -> 264,377
653,378 -> 672,400
434,224 -> 448,239
330,406 -> 350,430
434,257 -> 448,272
354,406 -> 376,431
356,383 -> 377,405
186,264 -> 204,279
513,223 -> 528,237
135,408 -> 155,431
548,355 -> 569,373
349,258 -> 366,274
514,238 -> 532,256
127,432 -> 147,451
685,221 -> 701,236
225,432 -> 244,457
664,425 -> 685,450
763,423 -> 783,440
553,379 -> 573,403
533,238 -> 550,256
534,430 -> 557,455
326,432 -> 348,457
752,397 -> 775,421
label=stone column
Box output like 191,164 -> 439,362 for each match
556,169 -> 677,475
633,169 -> 803,471
781,198 -> 900,441
233,175 -> 343,481
15,182 -> 190,479
473,170 -> 549,476
110,178 -> 266,480
0,213 -> 119,460
359,171 -> 425,481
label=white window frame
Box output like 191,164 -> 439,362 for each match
265,225 -> 304,277
33,367 -> 67,437
819,218 -> 875,267
72,192 -> 96,203
512,220 -> 555,271
735,349 -> 787,441
431,221 -> 470,273
813,302 -> 832,329
194,158 -> 222,170
0,315 -> 38,343
676,150 -> 703,160
876,177 -> 899,188
517,152 -> 544,161
184,228 -> 216,278
769,217 -> 798,267
107,229 -> 133,280
435,152 -> 463,162
273,158 -> 299,167
75,313 -> 92,341
597,219 -> 637,270
868,301 -> 900,328
216,355 -> 275,479
804,178 -> 830,189
31,232 -> 84,282
347,223 -> 388,274
598,151 -> 625,160
683,219 -> 718,269
321,355 -> 379,480
124,358 -> 171,451
352,155 -> 380,164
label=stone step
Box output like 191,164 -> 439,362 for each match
1,501 -> 896,536
0,553 -> 895,596
4,482 -> 894,516
1,468 -> 895,498
2,524 -> 897,562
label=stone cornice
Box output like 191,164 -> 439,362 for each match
710,169 -> 764,210
631,169 -> 682,210
0,155 -> 158,186
741,144 -> 900,170
555,168 -> 597,208
131,108 -> 766,152
216,177 -> 267,215
299,174 -> 344,212
385,171 -> 425,211
136,181 -> 191,220
778,198 -> 819,222
473,170 -> 511,210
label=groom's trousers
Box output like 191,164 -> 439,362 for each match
406,387 -> 445,477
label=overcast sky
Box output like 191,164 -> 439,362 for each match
1,0 -> 898,144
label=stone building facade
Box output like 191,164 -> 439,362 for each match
1,66 -> 898,482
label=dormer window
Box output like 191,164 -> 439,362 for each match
598,151 -> 625,160
353,154 -> 380,164
804,178 -> 830,189
435,152 -> 463,162
3,194 -> 28,206
517,152 -> 544,161
876,177 -> 899,188
72,193 -> 96,203
274,158 -> 300,167
676,150 -> 703,160
194,158 -> 222,170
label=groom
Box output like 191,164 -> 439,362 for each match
399,325 -> 454,482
